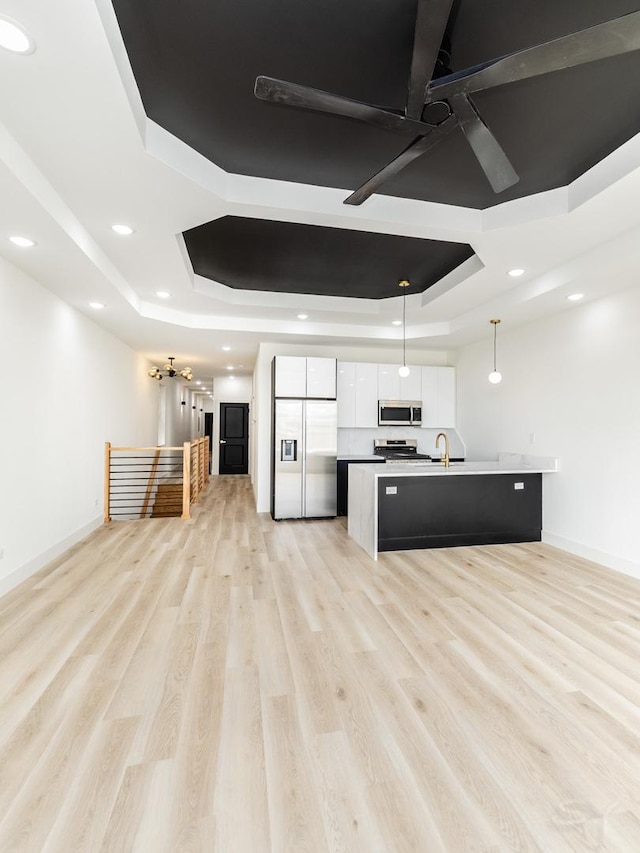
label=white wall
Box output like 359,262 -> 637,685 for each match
252,341 -> 452,513
0,257 -> 158,595
159,380 -> 204,447
455,283 -> 640,577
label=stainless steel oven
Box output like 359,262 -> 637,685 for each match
378,400 -> 422,426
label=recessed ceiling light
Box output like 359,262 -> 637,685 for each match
0,16 -> 35,54
9,235 -> 35,247
508,268 -> 525,277
156,290 -> 171,299
89,302 -> 105,310
567,293 -> 584,301
297,313 -> 309,320
222,346 -> 231,351
392,319 -> 402,326
195,381 -> 202,385
111,224 -> 134,236
226,365 -> 233,370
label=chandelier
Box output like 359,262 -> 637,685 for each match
148,356 -> 193,382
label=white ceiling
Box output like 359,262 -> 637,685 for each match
2,0 -> 640,389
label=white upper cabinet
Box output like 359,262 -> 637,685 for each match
337,362 -> 356,427
337,362 -> 378,428
437,366 -> 456,427
421,366 -> 456,427
377,363 -> 400,400
274,356 -> 336,398
306,357 -> 337,398
274,356 -> 307,397
377,363 -> 421,401
400,366 -> 422,400
354,362 -> 378,427
420,367 -> 439,427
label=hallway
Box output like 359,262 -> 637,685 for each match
2,476 -> 640,851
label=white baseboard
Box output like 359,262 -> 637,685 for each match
0,516 -> 103,599
542,531 -> 640,581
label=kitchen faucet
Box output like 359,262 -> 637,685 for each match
435,432 -> 450,468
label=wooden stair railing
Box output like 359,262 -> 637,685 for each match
104,438 -> 209,522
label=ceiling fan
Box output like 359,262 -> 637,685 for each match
255,2 -> 640,205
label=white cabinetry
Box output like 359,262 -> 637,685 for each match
338,361 -> 455,428
355,362 -> 378,427
377,363 -> 399,400
337,362 -> 378,428
274,356 -> 307,397
420,368 -> 438,427
402,367 -> 422,401
306,357 -> 337,398
438,367 -> 455,427
274,356 -> 336,398
337,363 -> 356,427
421,366 -> 456,427
377,363 -> 421,400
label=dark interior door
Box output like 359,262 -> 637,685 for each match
219,403 -> 249,474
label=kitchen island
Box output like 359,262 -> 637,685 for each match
347,453 -> 558,560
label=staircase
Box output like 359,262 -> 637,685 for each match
151,482 -> 183,518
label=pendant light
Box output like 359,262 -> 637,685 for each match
398,279 -> 410,377
488,319 -> 502,384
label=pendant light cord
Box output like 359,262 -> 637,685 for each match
398,280 -> 410,377
402,288 -> 407,368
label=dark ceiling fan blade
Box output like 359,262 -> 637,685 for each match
448,93 -> 518,193
405,0 -> 455,119
426,10 -> 640,102
255,76 -> 439,137
344,115 -> 457,205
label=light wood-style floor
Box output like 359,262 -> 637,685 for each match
2,477 -> 640,852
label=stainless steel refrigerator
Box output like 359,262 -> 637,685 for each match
272,398 -> 337,519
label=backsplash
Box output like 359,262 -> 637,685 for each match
338,427 -> 467,459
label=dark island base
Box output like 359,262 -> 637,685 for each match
379,529 -> 541,552
377,473 -> 542,553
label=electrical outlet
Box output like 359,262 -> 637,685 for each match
0,548 -> 4,560
514,482 -> 524,490
385,486 -> 398,495
94,498 -> 99,508
529,432 -> 536,445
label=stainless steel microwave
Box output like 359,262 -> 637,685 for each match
378,400 -> 422,426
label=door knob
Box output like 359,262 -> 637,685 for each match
220,440 -> 226,444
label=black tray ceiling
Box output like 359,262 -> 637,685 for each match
183,217 -> 474,299
112,0 -> 640,209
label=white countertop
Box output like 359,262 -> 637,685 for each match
349,452 -> 558,478
351,461 -> 557,477
337,455 -> 385,461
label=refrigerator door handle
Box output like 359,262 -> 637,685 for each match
301,401 -> 307,512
